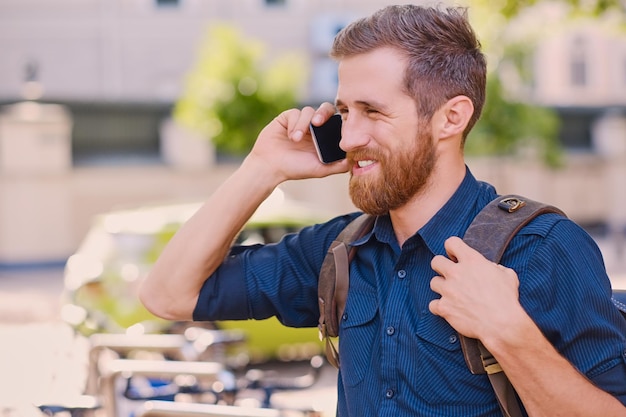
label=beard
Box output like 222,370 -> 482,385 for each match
348,131 -> 436,216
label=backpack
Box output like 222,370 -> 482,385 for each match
317,194 -> 626,417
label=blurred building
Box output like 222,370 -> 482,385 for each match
0,0 -> 386,164
0,0 -> 625,274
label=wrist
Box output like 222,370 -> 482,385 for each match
240,154 -> 286,189
481,304 -> 535,357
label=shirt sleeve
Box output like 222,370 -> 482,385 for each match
507,214 -> 626,401
192,244 -> 260,321
192,213 -> 360,328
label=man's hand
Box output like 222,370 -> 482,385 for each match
246,102 -> 349,184
141,102 -> 348,321
429,236 -> 526,342
429,236 -> 626,417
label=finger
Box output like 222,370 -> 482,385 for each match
429,275 -> 445,295
428,298 -> 443,317
311,102 -> 337,126
443,235 -> 487,263
430,254 -> 454,276
274,108 -> 295,129
287,106 -> 316,142
322,158 -> 350,174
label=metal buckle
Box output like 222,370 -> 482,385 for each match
498,197 -> 526,213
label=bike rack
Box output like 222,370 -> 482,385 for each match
87,333 -> 190,395
100,359 -> 224,417
86,328 -> 246,394
38,329 -> 326,417
136,400 -> 282,417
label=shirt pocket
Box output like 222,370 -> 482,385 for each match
412,311 -> 494,406
339,289 -> 378,387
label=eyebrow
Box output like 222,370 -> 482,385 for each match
335,98 -> 391,113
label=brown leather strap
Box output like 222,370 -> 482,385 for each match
332,242 -> 350,330
318,240 -> 345,339
462,195 -> 566,265
317,214 -> 374,368
461,194 -> 566,417
480,342 -> 524,417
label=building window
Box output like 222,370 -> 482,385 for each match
570,36 -> 587,87
156,0 -> 180,8
555,108 -> 595,150
265,0 -> 286,7
69,103 -> 169,166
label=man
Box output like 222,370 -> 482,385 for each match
140,5 -> 626,416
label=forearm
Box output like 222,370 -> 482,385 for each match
139,104 -> 344,321
430,236 -> 625,416
485,309 -> 626,417
139,156 -> 282,321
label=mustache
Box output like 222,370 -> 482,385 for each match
347,149 -> 385,164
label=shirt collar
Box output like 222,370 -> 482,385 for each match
351,166 -> 497,256
418,167 -> 495,256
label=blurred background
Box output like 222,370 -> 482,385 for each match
1,0 -> 626,276
0,0 -> 625,415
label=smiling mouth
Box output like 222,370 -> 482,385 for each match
357,160 -> 375,168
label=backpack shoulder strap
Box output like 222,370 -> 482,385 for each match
318,213 -> 375,368
460,194 -> 566,417
462,194 -> 566,265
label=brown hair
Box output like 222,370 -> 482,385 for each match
330,5 -> 486,141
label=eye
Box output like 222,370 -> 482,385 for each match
337,108 -> 349,119
365,108 -> 379,115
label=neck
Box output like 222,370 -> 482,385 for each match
390,162 -> 466,246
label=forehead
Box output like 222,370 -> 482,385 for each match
336,47 -> 408,107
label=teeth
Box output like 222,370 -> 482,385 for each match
357,160 -> 375,168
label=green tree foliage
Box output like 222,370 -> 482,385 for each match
463,0 -> 625,166
483,0 -> 625,19
173,24 -> 306,156
467,75 -> 562,166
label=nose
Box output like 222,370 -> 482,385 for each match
339,116 -> 369,152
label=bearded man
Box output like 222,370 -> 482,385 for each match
140,5 -> 626,416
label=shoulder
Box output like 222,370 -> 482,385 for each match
518,212 -> 571,240
501,203 -> 607,287
510,210 -> 610,297
520,212 -> 597,256
295,211 -> 365,249
506,210 -> 601,266
263,212 -> 366,278
228,212 -> 364,270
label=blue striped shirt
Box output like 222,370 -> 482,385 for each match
194,168 -> 626,416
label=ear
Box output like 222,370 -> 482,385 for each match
436,95 -> 474,140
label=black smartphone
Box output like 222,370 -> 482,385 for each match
309,114 -> 346,164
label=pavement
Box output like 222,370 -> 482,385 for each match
0,267 -> 339,417
0,266 -> 87,416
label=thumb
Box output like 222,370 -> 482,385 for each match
443,236 -> 484,263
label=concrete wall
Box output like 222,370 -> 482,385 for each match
0,152 -> 621,264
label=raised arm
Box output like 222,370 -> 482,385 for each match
139,103 -> 348,321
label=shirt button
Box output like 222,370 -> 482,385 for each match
449,334 -> 458,344
397,270 -> 406,279
385,389 -> 395,399
386,326 -> 395,336
342,313 -> 348,321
